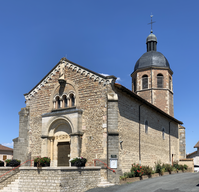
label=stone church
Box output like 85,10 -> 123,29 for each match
13,31 -> 186,180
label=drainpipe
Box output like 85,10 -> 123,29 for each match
151,68 -> 153,104
106,101 -> 109,181
139,104 -> 143,165
169,121 -> 172,165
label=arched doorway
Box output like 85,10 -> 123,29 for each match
48,119 -> 72,166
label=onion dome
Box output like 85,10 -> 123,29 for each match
134,32 -> 171,72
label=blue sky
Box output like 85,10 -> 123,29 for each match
0,0 -> 198,154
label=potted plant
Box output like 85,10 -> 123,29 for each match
69,157 -> 87,167
5,159 -> 21,167
0,160 -> 4,167
34,157 -> 51,167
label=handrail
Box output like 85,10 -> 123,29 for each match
0,159 -> 34,178
94,159 -> 116,173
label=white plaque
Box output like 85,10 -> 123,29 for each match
110,159 -> 117,169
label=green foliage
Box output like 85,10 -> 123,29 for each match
164,164 -> 173,173
120,175 -> 127,180
69,157 -> 87,166
155,161 -> 162,173
184,164 -> 188,170
5,159 -> 11,164
160,168 -> 165,175
142,166 -> 153,176
125,172 -> 135,178
173,161 -> 180,170
34,156 -> 51,166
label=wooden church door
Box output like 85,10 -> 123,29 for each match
57,142 -> 70,166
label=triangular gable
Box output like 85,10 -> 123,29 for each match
24,58 -> 116,100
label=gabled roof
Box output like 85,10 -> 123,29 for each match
114,83 -> 183,125
194,141 -> 199,148
187,151 -> 197,157
0,144 -> 13,151
24,58 -> 116,101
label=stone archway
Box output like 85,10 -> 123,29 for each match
48,119 -> 72,167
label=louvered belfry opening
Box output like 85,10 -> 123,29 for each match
142,75 -> 148,89
157,74 -> 164,88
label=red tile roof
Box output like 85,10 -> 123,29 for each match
0,144 -> 13,151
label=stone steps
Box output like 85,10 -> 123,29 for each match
0,178 -> 19,192
97,178 -> 115,188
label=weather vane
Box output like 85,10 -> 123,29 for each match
148,14 -> 155,33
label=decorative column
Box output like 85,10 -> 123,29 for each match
69,132 -> 83,158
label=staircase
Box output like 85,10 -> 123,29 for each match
0,178 -> 19,192
97,178 -> 115,188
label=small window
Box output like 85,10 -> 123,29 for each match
69,94 -> 75,107
3,155 -> 7,161
157,74 -> 164,88
145,120 -> 148,134
169,77 -> 172,90
142,75 -> 148,89
162,128 -> 165,140
56,96 -> 60,109
134,79 -> 136,92
63,95 -> 68,108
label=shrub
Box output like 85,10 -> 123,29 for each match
160,168 -> 165,175
120,175 -> 127,180
173,161 -> 180,170
184,164 -> 188,170
142,166 -> 153,176
155,161 -> 162,173
131,163 -> 144,177
164,164 -> 173,173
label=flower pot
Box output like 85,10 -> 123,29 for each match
34,162 -> 50,167
71,162 -> 86,167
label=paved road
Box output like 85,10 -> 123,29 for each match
86,173 -> 199,192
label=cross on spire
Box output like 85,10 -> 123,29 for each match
148,14 -> 155,33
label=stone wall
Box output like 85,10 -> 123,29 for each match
179,159 -> 194,173
19,167 -> 101,192
116,88 -> 179,173
179,125 -> 186,159
13,107 -> 30,164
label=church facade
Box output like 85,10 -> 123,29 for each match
13,31 -> 185,182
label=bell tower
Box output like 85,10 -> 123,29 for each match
131,16 -> 174,116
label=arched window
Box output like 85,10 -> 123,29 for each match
157,74 -> 164,88
142,75 -> 148,89
69,94 -> 75,107
63,95 -> 68,108
162,128 -> 165,140
169,76 -> 172,90
56,96 -> 60,109
145,120 -> 148,134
